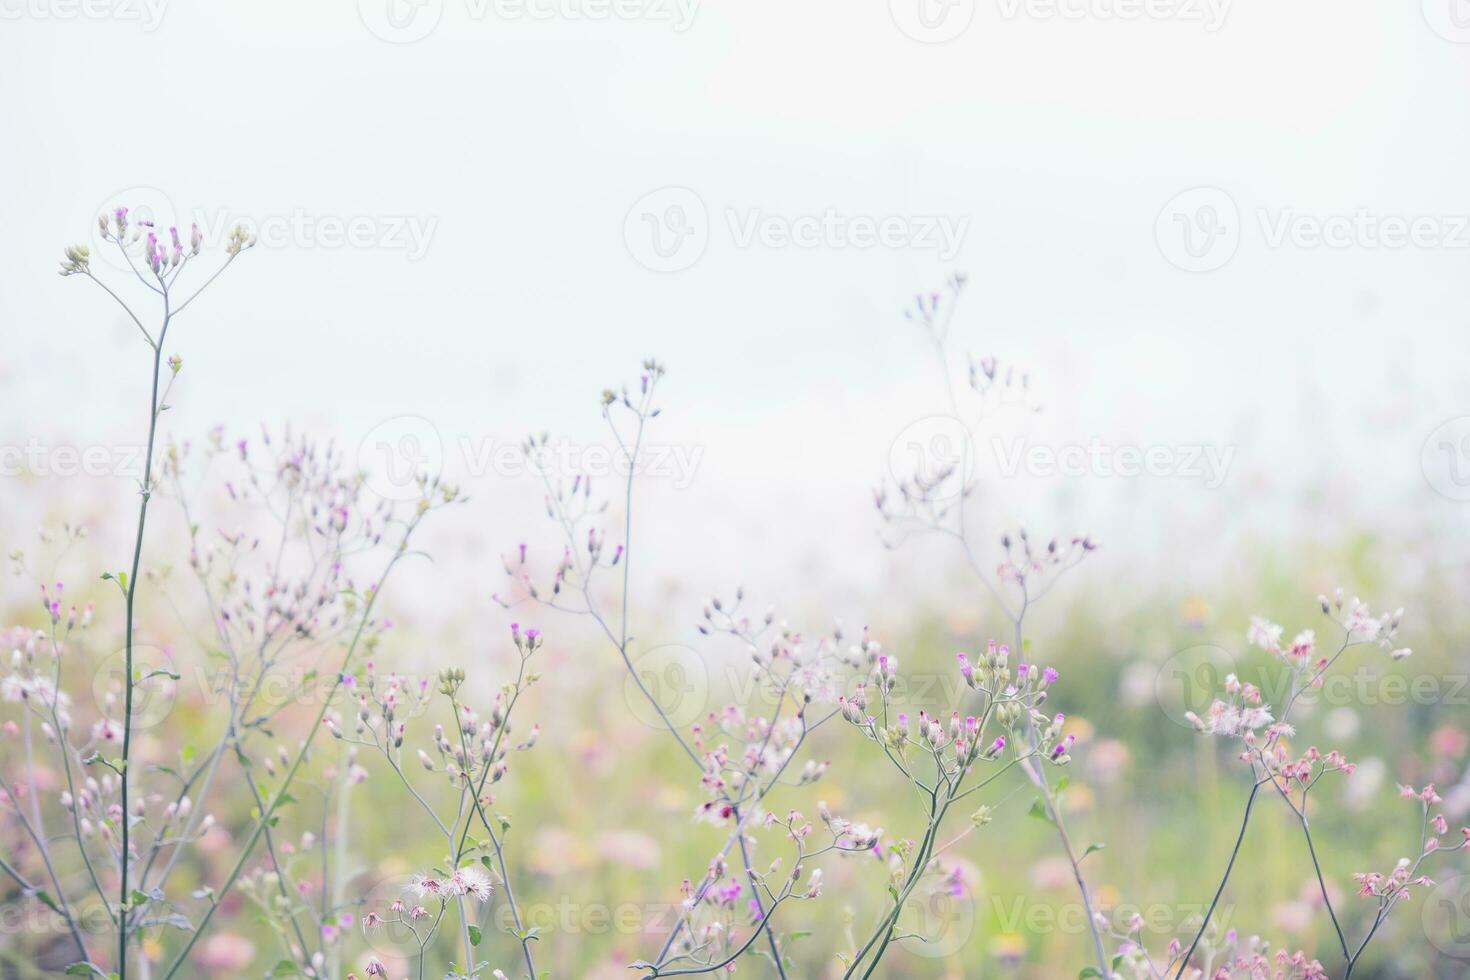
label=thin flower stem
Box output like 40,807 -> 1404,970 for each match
84,272 -> 155,347
0,767 -> 92,961
114,283 -> 170,979
1266,779 -> 1350,961
1173,779 -> 1265,979
38,632 -> 117,927
1011,606 -> 1109,976
240,767 -> 317,967
735,813 -> 789,980
480,815 -> 536,980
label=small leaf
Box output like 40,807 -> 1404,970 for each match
1028,798 -> 1054,824
468,925 -> 482,946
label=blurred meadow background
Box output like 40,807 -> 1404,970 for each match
6,0 -> 1470,976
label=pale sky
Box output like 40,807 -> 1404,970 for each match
4,0 -> 1470,613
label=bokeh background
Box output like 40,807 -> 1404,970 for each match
5,0 -> 1470,976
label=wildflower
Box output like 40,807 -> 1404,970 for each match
58,245 -> 90,276
409,873 -> 444,898
449,864 -> 493,901
1247,616 -> 1283,654
1050,733 -> 1076,762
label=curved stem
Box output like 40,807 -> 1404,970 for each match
1173,780 -> 1263,978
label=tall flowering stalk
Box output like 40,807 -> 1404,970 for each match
47,209 -> 469,979
61,207 -> 255,977
876,275 -> 1109,974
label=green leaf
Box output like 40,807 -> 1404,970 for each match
272,960 -> 300,976
1028,798 -> 1054,824
468,925 -> 482,946
1082,843 -> 1106,860
1079,970 -> 1104,979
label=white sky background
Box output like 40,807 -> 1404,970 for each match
4,0 -> 1470,621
